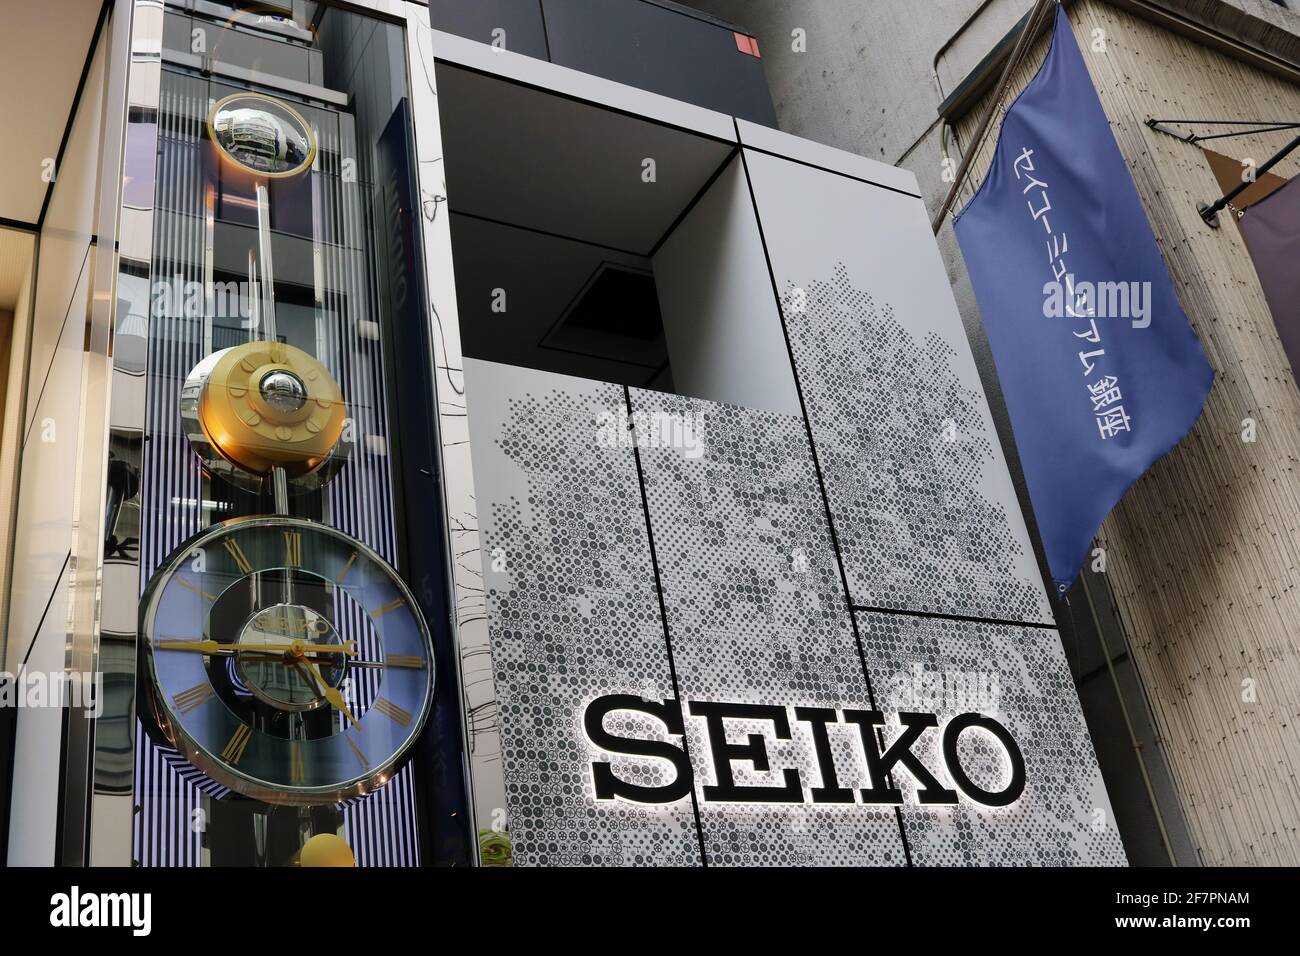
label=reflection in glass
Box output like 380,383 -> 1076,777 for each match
209,93 -> 317,178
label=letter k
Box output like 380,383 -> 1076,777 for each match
844,710 -> 958,805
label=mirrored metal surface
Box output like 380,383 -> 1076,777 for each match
208,92 -> 317,179
179,345 -> 351,495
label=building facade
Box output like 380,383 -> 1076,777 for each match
0,0 -> 1157,867
688,0 -> 1300,865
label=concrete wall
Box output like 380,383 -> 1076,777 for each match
685,0 -> 1054,277
683,0 -> 997,168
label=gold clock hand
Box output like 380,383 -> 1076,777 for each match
295,658 -> 361,729
157,639 -> 358,657
344,657 -> 425,670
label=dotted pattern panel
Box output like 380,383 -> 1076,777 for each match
630,389 -> 906,866
468,361 -> 1120,867
856,611 -> 1128,865
780,262 -> 1054,625
468,363 -> 702,866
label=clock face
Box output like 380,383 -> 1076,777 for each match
141,516 -> 434,805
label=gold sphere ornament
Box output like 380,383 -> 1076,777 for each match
199,341 -> 345,475
297,833 -> 355,868
180,341 -> 350,492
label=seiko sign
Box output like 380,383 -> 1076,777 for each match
583,695 -> 1027,808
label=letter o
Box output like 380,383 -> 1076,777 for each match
941,713 -> 1026,807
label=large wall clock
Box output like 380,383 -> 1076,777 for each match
140,516 -> 434,805
136,90 -> 435,812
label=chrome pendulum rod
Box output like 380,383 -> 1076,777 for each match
272,464 -> 295,606
272,465 -> 290,517
252,807 -> 270,868
255,181 -> 278,343
247,249 -> 259,346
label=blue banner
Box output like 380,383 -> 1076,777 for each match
954,5 -> 1213,593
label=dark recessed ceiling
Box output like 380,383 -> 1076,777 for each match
436,61 -> 735,254
557,263 -> 663,343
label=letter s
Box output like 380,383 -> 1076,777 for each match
584,695 -> 693,804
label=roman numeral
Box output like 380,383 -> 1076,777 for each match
346,736 -> 369,770
173,683 -> 214,715
284,531 -> 302,568
373,598 -> 404,618
177,578 -> 217,602
224,539 -> 253,575
289,740 -> 305,784
336,552 -> 358,584
372,697 -> 411,727
385,654 -> 424,669
220,725 -> 253,765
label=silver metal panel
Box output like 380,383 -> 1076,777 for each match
742,146 -> 1055,625
629,388 -> 906,866
465,358 -> 702,866
406,3 -> 495,859
856,610 -> 1128,865
426,27 -> 739,143
463,369 -> 1121,865
651,154 -> 801,417
736,118 -> 922,197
